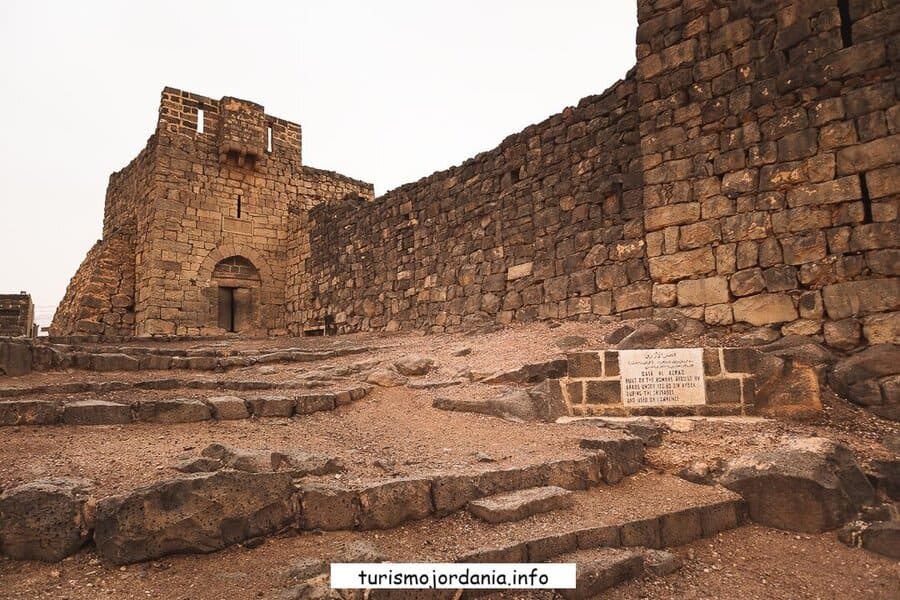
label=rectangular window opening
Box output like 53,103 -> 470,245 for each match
267,125 -> 273,153
860,172 -> 872,224
197,107 -> 205,133
237,195 -> 242,218
838,0 -> 853,48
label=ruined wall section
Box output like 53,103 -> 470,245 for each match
0,293 -> 34,338
634,0 -> 898,349
285,167 -> 375,328
49,235 -> 135,337
291,75 -> 642,334
102,136 -> 158,239
134,88 -> 304,336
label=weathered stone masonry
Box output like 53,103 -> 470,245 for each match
52,88 -> 373,337
53,0 -> 898,348
291,0 -> 898,350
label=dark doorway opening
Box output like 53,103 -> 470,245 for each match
218,287 -> 236,332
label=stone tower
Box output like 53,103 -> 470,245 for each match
52,88 -> 373,337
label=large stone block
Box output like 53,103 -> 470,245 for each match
94,471 -> 296,564
648,248 -> 715,283
356,478 -> 433,530
721,437 -> 874,533
676,276 -> 729,306
0,478 -> 94,562
836,134 -> 900,175
822,279 -> 900,319
63,400 -> 132,425
732,294 -> 798,325
644,203 -> 700,232
136,398 -> 212,423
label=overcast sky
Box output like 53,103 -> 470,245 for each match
0,1 -> 637,324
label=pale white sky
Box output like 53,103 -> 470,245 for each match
0,1 -> 637,324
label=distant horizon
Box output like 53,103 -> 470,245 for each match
0,1 -> 638,318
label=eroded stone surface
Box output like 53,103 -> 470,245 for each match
467,486 -> 573,523
720,437 -> 874,532
0,478 -> 94,562
93,471 -> 296,565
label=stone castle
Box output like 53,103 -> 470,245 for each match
53,0 -> 898,350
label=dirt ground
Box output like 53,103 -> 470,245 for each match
1,321 -> 898,599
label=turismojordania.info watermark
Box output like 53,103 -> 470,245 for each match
331,563 -> 576,589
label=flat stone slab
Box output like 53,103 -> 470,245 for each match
467,485 -> 573,523
559,549 -> 644,600
63,400 -> 132,425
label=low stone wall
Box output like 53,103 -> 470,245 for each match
0,340 -> 369,376
0,385 -> 372,426
0,447 -> 640,564
559,348 -> 755,416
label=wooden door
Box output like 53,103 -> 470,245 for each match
218,287 -> 234,331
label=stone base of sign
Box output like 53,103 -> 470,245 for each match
557,348 -> 756,417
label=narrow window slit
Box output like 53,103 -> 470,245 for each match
267,125 -> 273,153
237,195 -> 242,218
860,173 -> 872,224
838,0 -> 853,48
197,107 -> 205,133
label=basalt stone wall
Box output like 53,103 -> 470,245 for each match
50,235 -> 135,338
0,293 -> 34,338
634,0 -> 899,350
291,73 -> 643,334
292,0 -> 898,349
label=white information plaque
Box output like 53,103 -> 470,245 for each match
619,348 -> 706,407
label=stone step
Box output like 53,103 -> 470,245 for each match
467,485 -> 574,523
557,548 -> 645,600
0,385 -> 373,426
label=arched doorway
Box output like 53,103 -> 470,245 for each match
212,256 -> 260,332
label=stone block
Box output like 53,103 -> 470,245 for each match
206,396 -> 249,420
862,313 -> 900,345
568,352 -> 603,378
733,294 -> 798,325
620,516 -> 661,548
94,471 -> 296,564
63,400 -> 132,425
559,549 -> 644,600
584,380 -> 621,404
644,203 -> 700,232
648,248 -> 715,283
730,268 -> 766,297
246,395 -> 295,418
659,506 -> 703,547
525,531 -> 578,562
0,400 -> 61,426
136,398 -> 212,423
295,393 -> 336,414
467,486 -> 573,524
700,500 -> 745,536
822,279 -> 900,319
298,483 -> 359,531
781,232 -> 827,265
705,378 -> 743,405
90,353 -> 140,372
576,525 -> 621,550
836,134 -> 900,175
824,319 -> 862,350
356,478 -> 433,530
0,478 -> 94,562
676,276 -> 728,306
